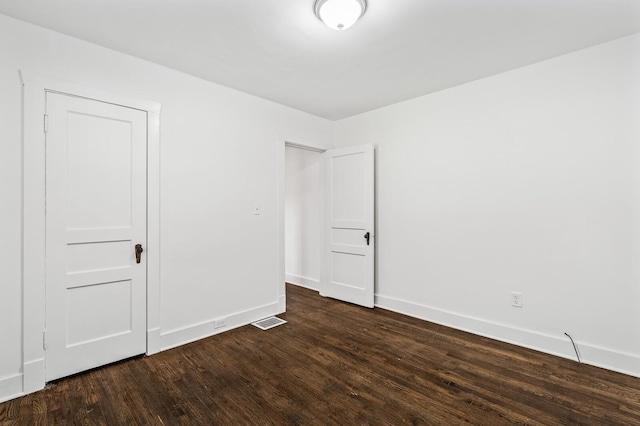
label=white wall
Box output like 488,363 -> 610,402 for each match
285,147 -> 323,290
0,13 -> 332,401
334,34 -> 640,376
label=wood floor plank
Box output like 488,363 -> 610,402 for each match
2,283 -> 640,425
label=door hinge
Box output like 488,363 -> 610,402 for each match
44,114 -> 48,133
43,330 -> 47,350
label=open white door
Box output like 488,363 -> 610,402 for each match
322,144 -> 375,308
45,92 -> 147,381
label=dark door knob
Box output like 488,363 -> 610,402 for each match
364,232 -> 370,246
135,244 -> 144,264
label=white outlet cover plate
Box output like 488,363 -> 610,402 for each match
511,292 -> 523,308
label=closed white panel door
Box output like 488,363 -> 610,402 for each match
323,144 -> 375,308
45,92 -> 147,381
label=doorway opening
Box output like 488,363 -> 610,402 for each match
284,142 -> 325,293
277,139 -> 375,311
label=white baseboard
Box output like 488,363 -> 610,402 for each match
285,273 -> 320,291
147,327 -> 161,356
0,374 -> 23,403
577,342 -> 640,378
159,301 -> 281,351
375,294 -> 640,378
23,357 -> 45,394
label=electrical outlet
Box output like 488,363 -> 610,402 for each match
511,292 -> 523,308
253,205 -> 261,215
214,318 -> 227,329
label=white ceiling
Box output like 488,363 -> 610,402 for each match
1,0 -> 639,120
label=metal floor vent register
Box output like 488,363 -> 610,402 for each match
252,316 -> 287,330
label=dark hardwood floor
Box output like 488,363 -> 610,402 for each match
2,283 -> 640,425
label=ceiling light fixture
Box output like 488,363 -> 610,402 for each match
314,0 -> 367,31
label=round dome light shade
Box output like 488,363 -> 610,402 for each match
314,0 -> 367,31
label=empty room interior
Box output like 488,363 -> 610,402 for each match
2,0 -> 640,423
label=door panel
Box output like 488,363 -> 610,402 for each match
331,252 -> 366,289
45,92 -> 147,381
65,280 -> 133,346
65,112 -> 133,228
67,240 -> 131,272
323,144 -> 374,308
331,152 -> 366,221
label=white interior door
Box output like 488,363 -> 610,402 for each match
322,144 -> 375,308
45,92 -> 147,381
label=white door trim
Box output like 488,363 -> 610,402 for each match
20,70 -> 162,394
276,137 -> 331,310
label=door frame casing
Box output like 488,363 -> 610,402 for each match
20,70 -> 162,394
